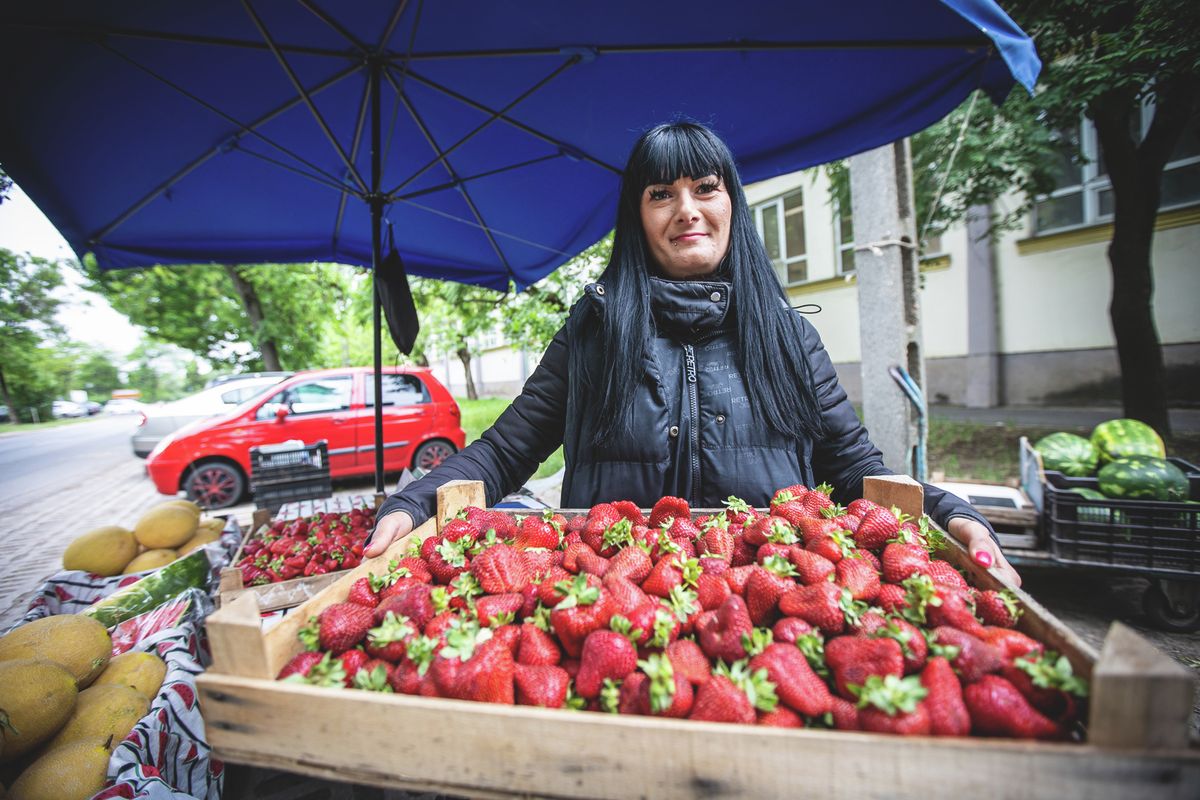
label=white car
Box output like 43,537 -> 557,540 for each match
103,398 -> 147,415
131,375 -> 288,457
51,399 -> 88,418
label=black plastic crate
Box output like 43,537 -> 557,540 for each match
250,440 -> 332,509
1042,461 -> 1200,577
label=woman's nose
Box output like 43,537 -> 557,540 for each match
675,190 -> 699,221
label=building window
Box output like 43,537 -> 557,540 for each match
833,179 -> 855,274
1034,105 -> 1200,234
753,189 -> 807,285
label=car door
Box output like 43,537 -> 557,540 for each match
357,372 -> 431,471
251,374 -> 357,475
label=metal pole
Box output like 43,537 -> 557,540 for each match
370,55 -> 385,495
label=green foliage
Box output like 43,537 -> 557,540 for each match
0,248 -> 66,419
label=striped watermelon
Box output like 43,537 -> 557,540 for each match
1034,432 -> 1100,477
1097,456 -> 1188,502
1090,419 -> 1165,464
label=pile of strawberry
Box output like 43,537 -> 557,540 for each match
238,506 -> 376,584
278,488 -> 1088,739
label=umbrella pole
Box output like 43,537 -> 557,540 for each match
370,56 -> 385,496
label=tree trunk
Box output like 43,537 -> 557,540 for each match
1091,80 -> 1196,439
224,265 -> 282,371
0,364 -> 17,424
457,347 -> 478,400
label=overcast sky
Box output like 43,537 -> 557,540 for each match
0,183 -> 144,357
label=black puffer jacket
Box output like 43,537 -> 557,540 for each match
378,278 -> 992,534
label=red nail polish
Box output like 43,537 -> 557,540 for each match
974,550 -> 993,568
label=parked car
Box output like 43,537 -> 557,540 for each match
0,405 -> 9,423
145,367 -> 466,509
204,370 -> 293,389
82,400 -> 103,415
103,398 -> 147,415
132,374 -> 290,457
51,399 -> 88,418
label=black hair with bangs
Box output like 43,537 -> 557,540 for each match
585,120 -> 825,444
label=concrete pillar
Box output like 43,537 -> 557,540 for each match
849,140 -> 925,478
965,204 -> 1000,407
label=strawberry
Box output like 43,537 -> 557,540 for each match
550,575 -> 614,657
778,582 -> 862,634
365,611 -> 416,662
379,576 -> 428,601
757,706 -> 804,728
926,560 -> 969,591
744,557 -> 798,625
346,576 -> 381,608
771,485 -> 807,506
688,660 -> 777,724
562,541 -> 597,574
353,658 -> 395,692
427,537 -> 470,584
695,571 -> 732,611
881,541 -> 930,584
392,557 -> 433,583
978,626 -> 1044,662
648,496 -> 690,529
628,601 -> 679,650
441,517 -> 480,545
277,650 -> 325,680
828,696 -> 860,730
920,656 -> 971,736
771,616 -> 813,644
853,547 -> 881,572
471,544 -> 532,594
641,555 -> 685,598
724,564 -> 756,596
521,549 -> 557,580
927,586 -> 985,636
730,534 -> 757,567
722,495 -> 756,525
749,642 -> 833,717
424,610 -> 457,639
870,616 -> 927,674
876,583 -> 908,615
699,519 -> 735,562
853,674 -> 931,736
977,589 -> 1022,628
792,515 -> 839,545
854,506 -> 902,550
664,515 -> 703,544
963,675 -> 1062,739
769,500 -> 810,529
636,652 -> 695,717
825,635 -> 904,700
666,639 -> 712,686
513,663 -> 570,708
475,593 -> 524,627
618,671 -> 648,714
476,510 -> 517,540
847,498 -> 882,517
603,573 -> 650,616
696,595 -> 753,664
806,529 -> 856,563
575,625 -> 640,699
430,619 -> 515,703
786,546 -> 836,585
835,556 -> 881,602
536,565 -> 575,607
799,484 -> 835,516
516,619 -> 562,666
374,584 -> 435,629
390,636 -> 438,694
930,626 -> 1004,684
1003,650 -> 1088,724
607,544 -> 652,583
318,602 -> 375,654
512,513 -> 562,550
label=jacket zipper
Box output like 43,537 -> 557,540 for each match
683,343 -> 701,504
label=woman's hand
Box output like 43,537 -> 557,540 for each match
946,516 -> 1022,588
364,510 -> 415,559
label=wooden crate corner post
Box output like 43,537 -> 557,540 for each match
435,480 -> 486,532
1088,621 -> 1196,750
862,474 -> 924,520
205,590 -> 274,680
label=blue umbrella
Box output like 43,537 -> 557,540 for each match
0,1 -> 1039,492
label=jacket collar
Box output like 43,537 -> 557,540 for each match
583,277 -> 733,338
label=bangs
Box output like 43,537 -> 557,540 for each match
626,124 -> 731,190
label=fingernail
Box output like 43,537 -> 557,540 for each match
974,550 -> 993,568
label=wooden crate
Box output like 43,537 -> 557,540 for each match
218,496 -> 382,612
197,478 -> 1200,799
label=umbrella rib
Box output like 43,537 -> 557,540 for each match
398,68 -> 621,176
297,0 -> 369,54
384,55 -> 580,198
393,86 -> 517,281
389,195 -> 573,258
393,154 -> 562,202
89,53 -> 363,243
376,0 -> 412,51
241,0 -> 369,194
332,61 -> 376,252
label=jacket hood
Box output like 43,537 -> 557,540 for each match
582,277 -> 733,338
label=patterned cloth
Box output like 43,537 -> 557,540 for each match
6,519 -> 242,800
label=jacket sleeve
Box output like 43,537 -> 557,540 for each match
800,315 -> 997,537
375,323 -> 569,529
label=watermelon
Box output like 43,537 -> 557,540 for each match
1090,419 -> 1166,464
1034,432 -> 1100,477
1097,456 -> 1189,502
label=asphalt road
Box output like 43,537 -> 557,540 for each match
0,414 -> 142,505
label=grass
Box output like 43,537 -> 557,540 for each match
0,416 -> 99,434
457,397 -> 563,480
460,396 -> 1200,488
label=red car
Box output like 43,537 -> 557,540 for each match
145,367 -> 466,508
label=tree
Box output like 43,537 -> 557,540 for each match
79,260 -> 353,372
409,279 -> 504,400
0,248 -> 65,421
76,348 -> 123,399
1003,0 -> 1199,436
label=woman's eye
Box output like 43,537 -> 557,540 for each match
697,181 -> 720,194
648,189 -> 670,201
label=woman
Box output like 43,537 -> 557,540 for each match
367,121 -> 1019,586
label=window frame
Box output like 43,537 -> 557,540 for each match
752,188 -> 808,286
363,373 -> 431,409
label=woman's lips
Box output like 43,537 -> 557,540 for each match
672,232 -> 707,242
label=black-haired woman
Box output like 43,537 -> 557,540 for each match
366,121 -> 1019,586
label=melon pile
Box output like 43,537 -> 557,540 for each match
1034,419 -> 1191,503
61,500 -> 226,577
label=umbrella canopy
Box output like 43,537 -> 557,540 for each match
0,1 -> 1038,291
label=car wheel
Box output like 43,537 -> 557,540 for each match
184,461 -> 246,510
412,439 -> 456,471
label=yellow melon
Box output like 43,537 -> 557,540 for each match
61,526 -> 138,576
177,528 -> 220,556
133,505 -> 197,549
44,684 -> 148,750
92,652 -> 166,700
9,737 -> 111,800
121,549 -> 178,574
0,660 -> 78,762
159,499 -> 202,518
0,615 -> 111,688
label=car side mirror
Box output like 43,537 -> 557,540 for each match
275,406 -> 289,422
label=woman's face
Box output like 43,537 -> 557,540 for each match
639,174 -> 732,279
